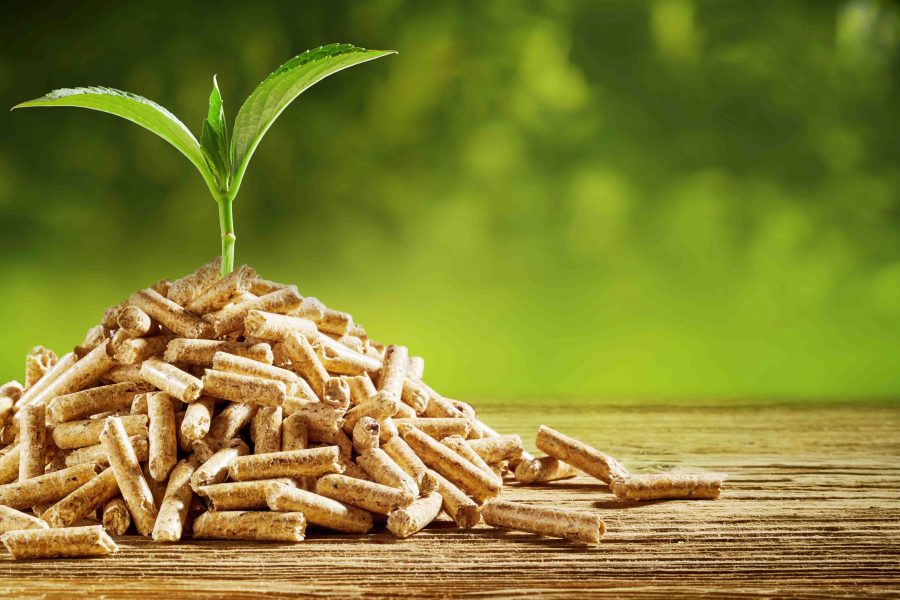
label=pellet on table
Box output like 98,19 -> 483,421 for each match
428,469 -> 481,528
228,447 -> 342,481
514,456 -> 580,484
267,483 -> 373,534
192,510 -> 306,542
535,425 -> 629,484
481,499 -> 605,545
52,414 -> 148,450
41,467 -> 119,528
100,416 -> 158,536
352,416 -> 380,454
113,335 -> 173,365
190,438 -> 250,489
609,472 -> 725,500
197,478 -> 295,511
148,392 -> 178,481
0,463 -> 98,510
467,434 -> 524,464
152,458 -> 198,542
140,357 -> 204,403
386,491 -> 443,538
101,497 -> 131,535
251,406 -> 283,454
17,404 -> 46,482
282,332 -> 329,397
1,525 -> 118,559
201,369 -> 286,407
129,288 -> 212,339
48,381 -> 152,423
211,351 -> 299,396
117,305 -> 154,337
164,338 -> 273,366
356,448 -> 419,498
25,346 -> 57,389
0,505 -> 49,534
315,474 -> 415,515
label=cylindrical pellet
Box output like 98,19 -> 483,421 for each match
386,491 -> 442,538
191,438 -> 249,489
394,418 -> 470,440
140,357 -> 203,403
315,474 -> 414,515
0,505 -> 50,534
204,286 -> 303,337
25,346 -> 58,389
100,416 -> 158,536
52,414 -> 147,450
203,402 -> 257,451
356,448 -> 419,498
399,425 -> 501,503
212,351 -> 299,396
228,447 -> 342,481
148,392 -> 178,481
152,459 -> 197,542
201,369 -> 286,407
164,339 -> 273,366
514,456 -> 580,484
18,343 -> 113,411
481,499 -> 605,545
117,304 -> 153,337
185,265 -> 255,314
192,510 -> 306,542
282,333 -> 329,397
266,484 -> 373,533
129,288 -> 212,339
1,525 -> 118,559
343,394 -> 397,434
322,378 -> 351,411
251,406 -> 283,454
104,363 -> 144,384
197,478 -> 294,511
376,345 -> 407,404
181,396 -> 215,441
345,374 -> 376,405
400,379 -> 429,414
48,381 -> 151,423
429,469 -> 481,528
102,497 -> 131,535
382,436 -> 429,489
283,399 -> 342,434
18,404 -> 46,481
468,434 -> 525,464
113,334 -> 173,365
249,277 -> 287,296
167,257 -> 222,306
352,417 -> 380,454
314,335 -> 381,376
0,463 -> 98,509
535,426 -> 629,484
609,472 -> 725,500
442,435 -> 503,488
14,353 -> 76,410
65,435 -> 147,468
41,467 -> 119,528
244,310 -> 318,341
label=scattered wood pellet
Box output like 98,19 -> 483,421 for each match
429,469 -> 481,528
147,392 -> 178,481
535,425 -> 629,484
65,434 -> 148,468
466,434 -> 523,464
394,418 -> 470,439
191,438 -> 249,489
352,417 -> 380,454
181,397 -> 215,442
102,497 -> 131,535
52,414 -> 148,450
243,310 -> 318,341
167,257 -> 222,307
18,404 -> 47,482
282,332 -> 329,397
1,525 -> 118,559
386,491 -> 443,538
482,499 -> 604,545
129,288 -> 211,339
609,472 -> 725,500
192,510 -> 306,542
251,406 -> 283,454
514,456 -> 579,484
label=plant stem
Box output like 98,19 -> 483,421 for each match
217,196 -> 236,277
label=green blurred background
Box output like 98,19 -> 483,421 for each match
1,0 -> 898,402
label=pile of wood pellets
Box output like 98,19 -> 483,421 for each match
0,259 -> 724,559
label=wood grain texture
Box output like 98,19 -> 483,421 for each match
1,403 -> 898,598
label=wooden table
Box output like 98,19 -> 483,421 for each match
1,402 -> 898,598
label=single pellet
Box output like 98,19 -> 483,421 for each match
167,257 -> 222,306
152,459 -> 197,542
185,265 -> 255,314
428,469 -> 480,528
352,417 -> 380,454
249,277 -> 287,296
282,332 -> 329,397
201,369 -> 286,407
535,426 -> 629,484
52,414 -> 148,450
129,288 -> 211,339
252,406 -> 283,454
386,491 -> 442,538
314,335 -> 381,376
481,499 -> 604,545
467,434 -> 524,464
65,435 -> 148,468
514,456 -> 579,484
290,296 -> 325,322
41,467 -> 119,528
100,416 -> 158,536
0,505 -> 49,534
148,392 -> 178,481
180,396 -> 215,442
394,418 -> 470,440
117,305 -> 153,337
382,436 -> 430,489
48,381 -> 151,424
14,352 -> 75,410
140,357 -> 203,403
408,356 -> 425,381
197,478 -> 294,511
345,374 -> 376,405
609,472 -> 725,500
104,363 -> 144,384
212,351 -> 299,396
267,484 -> 373,533
377,345 -> 408,405
400,379 -> 429,413
0,445 -> 20,484
113,334 -> 173,365
442,435 -> 503,487
164,338 -> 273,366
228,447 -> 342,481
25,346 -> 58,389
102,497 -> 131,535
399,425 -> 501,503
315,474 -> 414,514
343,393 -> 397,434
191,438 -> 249,489
18,404 -> 46,481
1,525 -> 118,559
282,399 -> 342,434
244,310 -> 318,341
305,301 -> 354,336
204,286 -> 303,337
192,510 -> 306,542
19,343 -> 113,411
203,402 -> 258,450
0,463 -> 98,509
356,448 -> 419,498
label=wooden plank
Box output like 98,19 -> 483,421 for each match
1,403 -> 898,598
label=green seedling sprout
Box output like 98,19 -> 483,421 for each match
12,43 -> 396,277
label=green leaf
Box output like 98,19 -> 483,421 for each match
230,43 -> 396,193
200,75 -> 231,191
12,86 -> 216,193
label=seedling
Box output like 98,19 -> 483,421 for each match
12,43 -> 396,276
